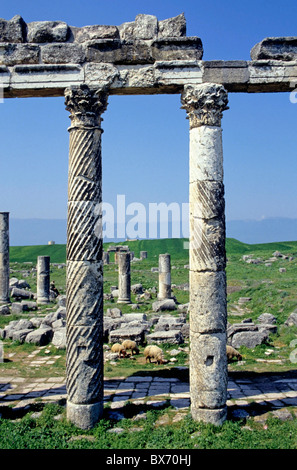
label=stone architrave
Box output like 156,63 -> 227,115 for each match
64,84 -> 108,430
117,252 -> 131,304
0,212 -> 10,304
158,253 -> 171,300
181,83 -> 229,426
36,255 -> 50,304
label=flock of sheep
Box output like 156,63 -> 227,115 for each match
111,340 -> 166,364
110,340 -> 242,365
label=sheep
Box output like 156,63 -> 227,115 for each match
144,345 -> 165,364
122,339 -> 140,355
111,343 -> 127,358
226,345 -> 242,362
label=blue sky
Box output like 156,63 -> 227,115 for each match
0,0 -> 297,227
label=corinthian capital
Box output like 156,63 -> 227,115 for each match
181,83 -> 229,128
65,84 -> 108,129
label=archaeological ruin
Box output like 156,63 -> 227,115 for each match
1,12 -> 297,429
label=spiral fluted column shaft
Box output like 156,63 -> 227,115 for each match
64,85 -> 108,430
181,83 -> 229,426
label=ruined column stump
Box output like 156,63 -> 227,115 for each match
181,83 -> 229,426
117,252 -> 131,304
0,212 -> 10,304
158,253 -> 171,300
37,255 -> 50,304
65,84 -> 108,429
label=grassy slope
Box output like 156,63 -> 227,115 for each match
9,238 -> 297,263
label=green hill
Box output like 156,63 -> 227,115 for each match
9,238 -> 297,263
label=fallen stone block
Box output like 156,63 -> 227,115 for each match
109,326 -> 146,345
12,328 -> 32,343
152,299 -> 177,312
52,327 -> 66,349
25,326 -> 53,346
0,304 -> 10,315
146,330 -> 184,345
11,287 -> 34,300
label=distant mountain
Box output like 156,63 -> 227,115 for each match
10,218 -> 67,246
226,217 -> 297,244
8,216 -> 297,246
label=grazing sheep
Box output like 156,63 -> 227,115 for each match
144,345 -> 165,364
226,345 -> 242,362
111,343 -> 127,358
122,339 -> 140,355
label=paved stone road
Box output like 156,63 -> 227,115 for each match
1,348 -> 297,419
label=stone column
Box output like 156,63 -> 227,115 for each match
181,83 -> 229,426
117,252 -> 131,304
158,253 -> 171,300
37,256 -> 50,304
103,252 -> 109,265
140,251 -> 147,260
0,212 -> 10,304
64,84 -> 108,430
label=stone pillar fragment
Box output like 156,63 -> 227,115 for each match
158,253 -> 171,300
140,251 -> 147,260
181,83 -> 229,426
0,212 -> 10,304
64,84 -> 108,430
37,255 -> 50,304
117,252 -> 131,303
103,251 -> 109,265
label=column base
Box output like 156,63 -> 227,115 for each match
67,400 -> 103,429
117,299 -> 131,304
37,298 -> 50,304
191,405 -> 227,426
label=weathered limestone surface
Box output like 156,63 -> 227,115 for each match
0,212 -> 10,304
251,37 -> 297,61
36,256 -> 50,304
181,83 -> 228,426
65,84 -> 108,430
158,253 -> 171,300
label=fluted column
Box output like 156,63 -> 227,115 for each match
37,256 -> 50,304
117,252 -> 131,304
64,84 -> 108,429
181,83 -> 229,426
158,253 -> 171,300
0,212 -> 10,304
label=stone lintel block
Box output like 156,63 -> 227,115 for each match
0,15 -> 26,43
67,400 -> 103,430
190,331 -> 227,405
85,39 -> 154,65
74,24 -> 120,43
151,37 -> 203,61
84,63 -> 120,87
0,65 -> 10,86
158,13 -> 186,39
189,271 -> 227,333
190,126 -> 223,183
41,43 -> 85,64
0,43 -> 40,66
251,37 -> 297,61
67,202 -> 103,262
27,21 -> 69,43
189,217 -> 226,272
12,64 -> 83,88
190,180 -> 225,219
134,14 -> 158,40
155,60 -> 203,86
116,64 -> 155,90
191,406 -> 227,426
202,60 -> 249,85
